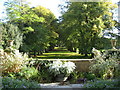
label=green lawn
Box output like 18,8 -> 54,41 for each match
36,47 -> 91,59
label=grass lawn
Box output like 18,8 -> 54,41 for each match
35,47 -> 91,59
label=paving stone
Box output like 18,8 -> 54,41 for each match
40,83 -> 84,89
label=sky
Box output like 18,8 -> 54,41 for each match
0,0 -> 119,20
0,0 -> 63,20
26,0 -> 63,18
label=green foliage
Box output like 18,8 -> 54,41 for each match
69,71 -> 81,83
23,27 -> 34,33
90,48 -> 120,79
38,68 -> 53,83
29,60 -> 54,83
69,71 -> 96,83
95,37 -> 111,50
84,72 -> 96,80
4,0 -> 58,53
0,23 -> 23,49
3,60 -> 52,83
17,6 -> 58,53
21,24 -> 51,52
4,0 -> 44,26
2,77 -> 40,88
103,49 -> 120,61
58,2 -> 117,53
0,26 -> 3,49
18,66 -> 39,80
34,6 -> 56,26
83,78 -> 120,88
28,60 -> 76,82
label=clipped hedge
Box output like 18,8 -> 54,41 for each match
2,77 -> 40,88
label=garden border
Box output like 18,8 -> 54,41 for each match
32,59 -> 94,72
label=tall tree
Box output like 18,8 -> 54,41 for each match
58,2 -> 117,55
4,0 -> 58,55
4,0 -> 45,33
33,6 -> 59,51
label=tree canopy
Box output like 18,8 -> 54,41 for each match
58,2 -> 117,54
3,0 -> 58,55
1,0 -> 119,57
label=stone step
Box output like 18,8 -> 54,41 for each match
40,83 -> 84,89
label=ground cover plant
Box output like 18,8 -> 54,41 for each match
68,71 -> 96,84
83,77 -> 120,88
2,77 -> 40,88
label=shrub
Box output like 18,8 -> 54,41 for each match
2,77 -> 40,88
18,66 -> 39,80
0,23 -> 23,49
83,78 -> 120,88
91,48 -> 120,79
69,71 -> 96,84
0,48 -> 29,73
102,49 -> 120,61
84,72 -> 96,80
29,60 -> 76,82
29,60 -> 54,83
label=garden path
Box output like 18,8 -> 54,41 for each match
40,83 -> 84,90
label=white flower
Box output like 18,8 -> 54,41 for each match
48,60 -> 76,76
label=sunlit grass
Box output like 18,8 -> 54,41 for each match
36,47 -> 91,59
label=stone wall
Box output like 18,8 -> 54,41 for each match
34,59 -> 95,72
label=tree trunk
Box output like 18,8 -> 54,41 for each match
85,53 -> 88,57
34,51 -> 36,57
28,51 -> 31,58
45,49 -> 48,53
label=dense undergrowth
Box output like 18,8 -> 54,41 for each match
1,47 -> 120,89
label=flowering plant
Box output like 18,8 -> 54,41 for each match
0,48 -> 28,73
48,60 -> 76,76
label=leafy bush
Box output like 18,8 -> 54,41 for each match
102,49 -> 120,61
68,71 -> 81,83
0,48 -> 28,73
0,23 -> 23,49
28,60 -> 76,82
83,78 -> 120,88
2,77 -> 40,88
29,60 -> 54,83
84,72 -> 96,80
69,71 -> 96,83
18,66 -> 39,80
91,48 -> 120,79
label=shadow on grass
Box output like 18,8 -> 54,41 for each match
36,51 -> 91,59
32,47 -> 92,59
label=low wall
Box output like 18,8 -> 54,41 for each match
33,59 -> 95,72
72,59 -> 95,72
